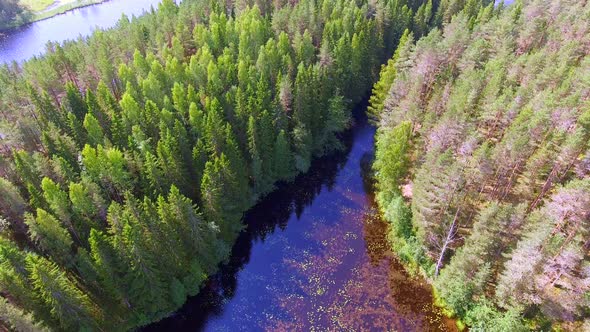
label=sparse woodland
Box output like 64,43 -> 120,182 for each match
372,0 -> 590,330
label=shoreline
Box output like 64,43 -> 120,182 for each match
1,0 -> 109,32
378,203 -> 467,330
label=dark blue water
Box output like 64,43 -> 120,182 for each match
145,105 -> 457,331
0,0 -> 165,64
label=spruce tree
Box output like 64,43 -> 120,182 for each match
119,213 -> 167,318
373,121 -> 412,204
27,254 -> 100,331
83,113 -> 105,147
25,209 -> 74,267
201,153 -> 248,242
85,89 -> 110,135
88,230 -> 128,311
0,239 -> 54,327
272,130 -> 295,181
63,82 -> 87,121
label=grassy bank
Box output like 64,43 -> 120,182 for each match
1,0 -> 107,31
26,0 -> 107,21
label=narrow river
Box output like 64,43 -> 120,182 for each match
146,104 -> 458,331
1,1 -> 458,330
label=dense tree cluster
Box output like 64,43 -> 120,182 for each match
0,0 -> 28,30
0,0 -> 459,329
0,0 -> 21,24
372,0 -> 590,329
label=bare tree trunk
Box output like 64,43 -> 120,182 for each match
530,165 -> 558,211
500,163 -> 519,200
491,167 -> 508,199
50,88 -> 61,108
435,207 -> 460,277
531,145 -> 587,211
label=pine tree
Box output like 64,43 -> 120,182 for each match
41,125 -> 80,172
171,82 -> 188,116
27,85 -> 65,131
192,139 -> 209,200
292,123 -> 313,173
110,112 -> 128,148
40,178 -> 81,240
321,94 -> 350,152
51,155 -> 79,186
413,0 -> 433,38
222,125 -> 251,210
119,92 -> 142,127
81,145 -> 133,201
13,150 -> 42,191
66,112 -> 86,148
156,128 -> 191,197
96,80 -> 120,118
247,115 -> 273,196
294,30 -> 315,66
160,186 -> 221,272
293,63 -> 314,134
68,182 -> 103,230
142,151 -> 168,196
435,203 -> 525,317
412,150 -> 466,276
258,110 -> 275,168
203,98 -> 227,155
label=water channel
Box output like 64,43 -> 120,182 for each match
146,104 -> 458,331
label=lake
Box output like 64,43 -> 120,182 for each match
0,0 -> 166,64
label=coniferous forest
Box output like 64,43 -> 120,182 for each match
4,0 -> 589,330
372,0 -> 590,330
0,0 -> 495,330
